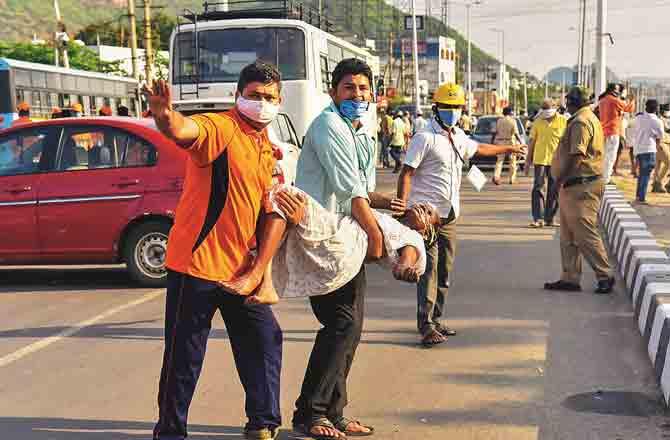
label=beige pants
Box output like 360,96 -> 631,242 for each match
655,142 -> 670,185
559,179 -> 612,283
493,153 -> 518,183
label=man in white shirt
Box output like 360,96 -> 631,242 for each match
413,110 -> 429,134
396,83 -> 525,347
633,99 -> 664,204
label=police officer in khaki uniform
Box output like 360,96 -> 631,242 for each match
492,106 -> 523,185
544,86 -> 615,294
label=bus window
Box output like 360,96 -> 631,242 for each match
15,69 -> 30,87
320,55 -> 330,93
173,27 -> 307,84
16,89 -> 26,105
49,93 -> 59,108
89,96 -> 97,114
32,91 -> 41,110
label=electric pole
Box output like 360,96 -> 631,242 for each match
411,0 -> 421,114
595,0 -> 607,97
53,0 -> 69,68
143,0 -> 154,84
127,0 -> 140,81
523,71 -> 528,114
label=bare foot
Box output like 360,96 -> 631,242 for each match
341,420 -> 373,435
245,260 -> 279,305
218,269 -> 263,296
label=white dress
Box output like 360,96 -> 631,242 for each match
265,184 -> 427,298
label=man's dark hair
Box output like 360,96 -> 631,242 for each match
331,58 -> 373,90
502,106 -> 514,116
606,83 -> 618,94
117,105 -> 130,117
646,99 -> 659,114
237,60 -> 282,93
18,110 -> 29,117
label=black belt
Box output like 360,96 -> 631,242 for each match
563,175 -> 601,188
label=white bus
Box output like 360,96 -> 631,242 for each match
169,3 -> 380,140
0,58 -> 139,128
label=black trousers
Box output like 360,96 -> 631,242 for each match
153,271 -> 283,440
532,165 -> 559,223
293,267 -> 366,425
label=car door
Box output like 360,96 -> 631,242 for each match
269,113 -> 301,185
37,126 -> 151,262
0,126 -> 59,263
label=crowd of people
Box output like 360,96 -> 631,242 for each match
136,53 -> 666,440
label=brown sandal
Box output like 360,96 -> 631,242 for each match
421,328 -> 447,347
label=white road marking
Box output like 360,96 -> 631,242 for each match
0,289 -> 163,368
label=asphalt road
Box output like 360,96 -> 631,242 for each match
1,170 -> 668,440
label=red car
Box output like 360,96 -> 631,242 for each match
0,113 -> 302,286
0,117 -> 186,286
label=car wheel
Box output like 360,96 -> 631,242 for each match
124,221 -> 171,287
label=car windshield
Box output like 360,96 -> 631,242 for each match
173,27 -> 307,84
474,117 -> 498,135
474,117 -> 525,136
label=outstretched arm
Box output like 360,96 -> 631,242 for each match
143,80 -> 200,146
476,143 -> 526,157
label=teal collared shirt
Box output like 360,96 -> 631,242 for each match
295,102 -> 376,215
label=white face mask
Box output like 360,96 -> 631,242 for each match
236,96 -> 279,125
538,109 -> 557,120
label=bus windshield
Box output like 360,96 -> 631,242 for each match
173,27 -> 307,84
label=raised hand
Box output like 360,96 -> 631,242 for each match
141,80 -> 172,119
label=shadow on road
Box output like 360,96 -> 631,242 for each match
0,417 -> 310,440
0,267 -> 149,292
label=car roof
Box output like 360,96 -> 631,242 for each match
0,116 -> 158,134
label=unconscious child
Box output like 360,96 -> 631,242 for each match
219,184 -> 440,305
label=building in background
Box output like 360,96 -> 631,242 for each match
379,36 -> 456,106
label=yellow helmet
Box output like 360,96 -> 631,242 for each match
433,83 -> 465,106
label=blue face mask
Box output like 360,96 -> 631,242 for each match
339,100 -> 370,121
438,109 -> 462,127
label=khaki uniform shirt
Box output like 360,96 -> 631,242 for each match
551,106 -> 605,180
494,116 -> 519,145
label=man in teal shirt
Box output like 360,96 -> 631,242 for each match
293,58 -> 402,439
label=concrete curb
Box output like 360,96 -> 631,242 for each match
599,184 -> 670,404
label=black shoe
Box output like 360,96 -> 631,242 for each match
595,277 -> 615,294
436,324 -> 457,336
544,280 -> 582,291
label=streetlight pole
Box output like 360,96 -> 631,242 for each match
491,28 -> 505,100
411,0 -> 421,115
595,0 -> 607,97
466,2 -> 472,115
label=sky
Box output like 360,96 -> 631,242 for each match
404,0 -> 670,80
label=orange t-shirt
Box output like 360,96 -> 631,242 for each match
599,94 -> 635,137
165,108 -> 275,282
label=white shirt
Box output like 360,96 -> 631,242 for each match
414,116 -> 429,134
404,119 -> 479,219
633,113 -> 664,156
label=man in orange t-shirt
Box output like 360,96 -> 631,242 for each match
144,61 -> 305,440
598,83 -> 635,182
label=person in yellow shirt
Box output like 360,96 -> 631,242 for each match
525,99 -> 567,227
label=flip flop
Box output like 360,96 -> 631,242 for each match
293,417 -> 344,440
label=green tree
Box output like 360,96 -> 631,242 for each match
0,41 -> 123,74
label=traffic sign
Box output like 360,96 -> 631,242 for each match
404,15 -> 424,31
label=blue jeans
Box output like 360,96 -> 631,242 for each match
154,271 -> 283,439
636,152 -> 656,202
